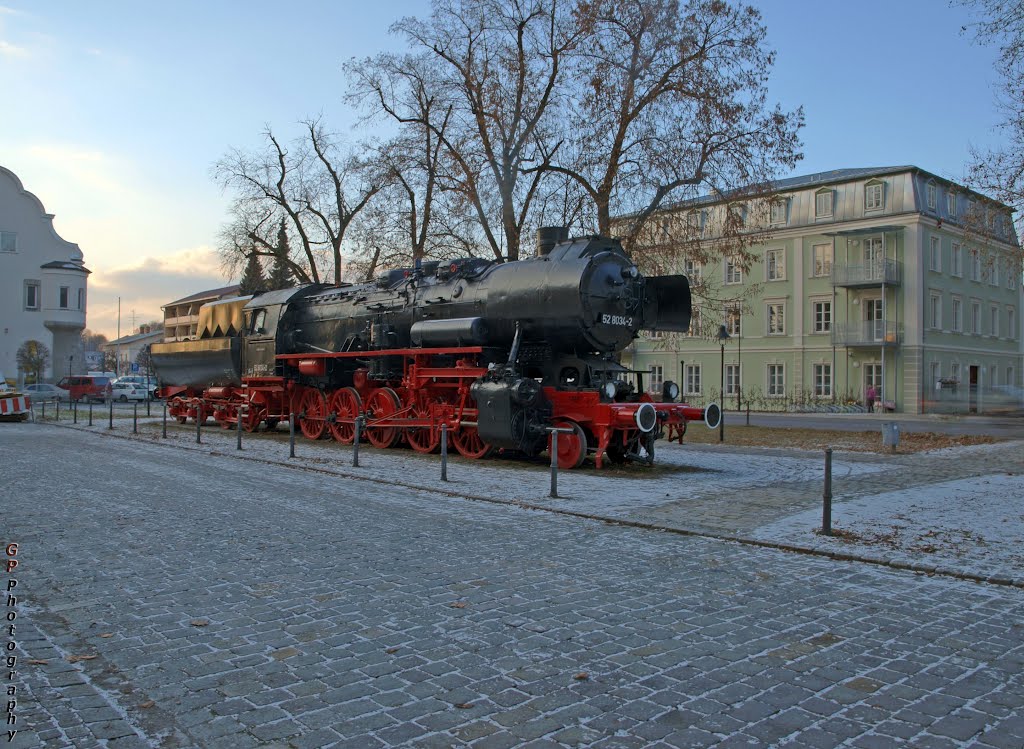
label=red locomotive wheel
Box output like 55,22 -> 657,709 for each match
169,397 -> 189,424
327,387 -> 361,444
405,406 -> 439,454
298,388 -> 328,440
364,388 -> 401,449
242,404 -> 265,432
452,427 -> 493,460
550,421 -> 587,469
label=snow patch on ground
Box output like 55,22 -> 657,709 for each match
751,473 -> 1024,581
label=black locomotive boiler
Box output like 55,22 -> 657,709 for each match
151,230 -> 721,468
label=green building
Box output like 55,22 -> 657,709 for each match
623,167 -> 1022,415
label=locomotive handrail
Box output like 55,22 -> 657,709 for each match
276,346 -> 485,361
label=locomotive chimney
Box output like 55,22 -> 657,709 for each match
536,226 -> 569,257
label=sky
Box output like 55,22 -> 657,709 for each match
0,0 -> 1006,340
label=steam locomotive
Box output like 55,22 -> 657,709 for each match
151,229 -> 720,468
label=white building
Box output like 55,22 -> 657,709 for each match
0,166 -> 89,382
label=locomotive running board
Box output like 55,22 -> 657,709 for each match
643,275 -> 692,333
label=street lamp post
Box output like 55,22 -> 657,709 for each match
68,354 -> 73,379
716,324 -> 730,442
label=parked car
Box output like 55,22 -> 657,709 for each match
109,382 -> 148,402
113,375 -> 158,398
22,383 -> 71,402
56,375 -> 113,402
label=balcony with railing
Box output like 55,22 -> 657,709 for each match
831,259 -> 902,287
831,321 -> 903,347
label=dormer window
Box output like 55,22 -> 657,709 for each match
865,180 -> 884,211
814,189 -> 833,218
947,191 -> 957,218
770,199 -> 788,225
926,180 -> 937,211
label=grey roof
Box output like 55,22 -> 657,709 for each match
40,260 -> 92,274
164,284 -> 241,307
658,165 -> 1005,212
108,329 -> 164,346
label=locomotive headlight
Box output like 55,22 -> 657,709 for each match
602,381 -> 617,400
662,380 -> 680,402
634,402 -> 657,433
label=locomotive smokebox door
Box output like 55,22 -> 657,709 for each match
643,275 -> 692,333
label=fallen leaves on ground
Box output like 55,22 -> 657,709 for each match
682,425 -> 999,454
67,654 -> 97,663
190,619 -> 210,627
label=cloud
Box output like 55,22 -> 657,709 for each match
86,246 -> 235,338
0,39 -> 28,57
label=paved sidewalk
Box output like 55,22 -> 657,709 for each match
4,423 -> 1023,748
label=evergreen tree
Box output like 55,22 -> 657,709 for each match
267,219 -> 295,290
238,253 -> 267,295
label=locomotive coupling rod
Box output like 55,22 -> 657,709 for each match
546,426 -> 575,499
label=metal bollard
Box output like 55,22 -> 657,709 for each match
195,401 -> 202,443
547,426 -> 574,498
289,412 -> 296,457
822,447 -> 833,536
73,399 -> 77,424
440,423 -> 448,482
146,396 -> 151,417
133,402 -> 138,434
550,430 -> 560,498
352,417 -> 362,467
746,405 -> 750,426
55,399 -> 60,422
162,400 -> 167,438
41,401 -> 46,422
236,405 -> 244,450
108,398 -> 114,429
88,400 -> 93,426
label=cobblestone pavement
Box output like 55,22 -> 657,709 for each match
3,424 -> 1024,748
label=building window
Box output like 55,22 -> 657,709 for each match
947,192 -> 957,217
865,182 -> 883,211
969,250 -> 981,281
1008,307 -> 1016,339
1009,264 -> 1018,289
24,281 -> 40,310
812,300 -> 831,333
726,306 -> 741,336
767,364 -> 785,396
649,365 -> 664,393
77,288 -> 84,310
951,362 -> 961,384
929,293 -> 942,329
767,302 -> 785,335
1009,366 -> 1016,387
815,189 -> 833,218
926,180 -> 937,210
725,364 -> 740,396
685,210 -> 705,237
770,200 -> 787,225
991,305 -> 1000,337
724,258 -> 742,285
647,330 -> 665,340
952,297 -> 963,332
813,364 -> 832,397
989,263 -> 999,286
688,307 -> 702,337
685,364 -> 701,396
59,286 -> 70,309
684,259 -> 702,281
929,236 -> 941,272
766,249 -> 785,281
866,364 -> 883,395
930,362 -> 941,392
812,243 -> 833,277
991,364 -> 999,386
951,243 -> 962,277
0,231 -> 15,253
971,301 -> 981,334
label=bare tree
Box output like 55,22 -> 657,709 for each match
390,0 -> 584,261
214,119 -> 385,285
550,0 -> 802,248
